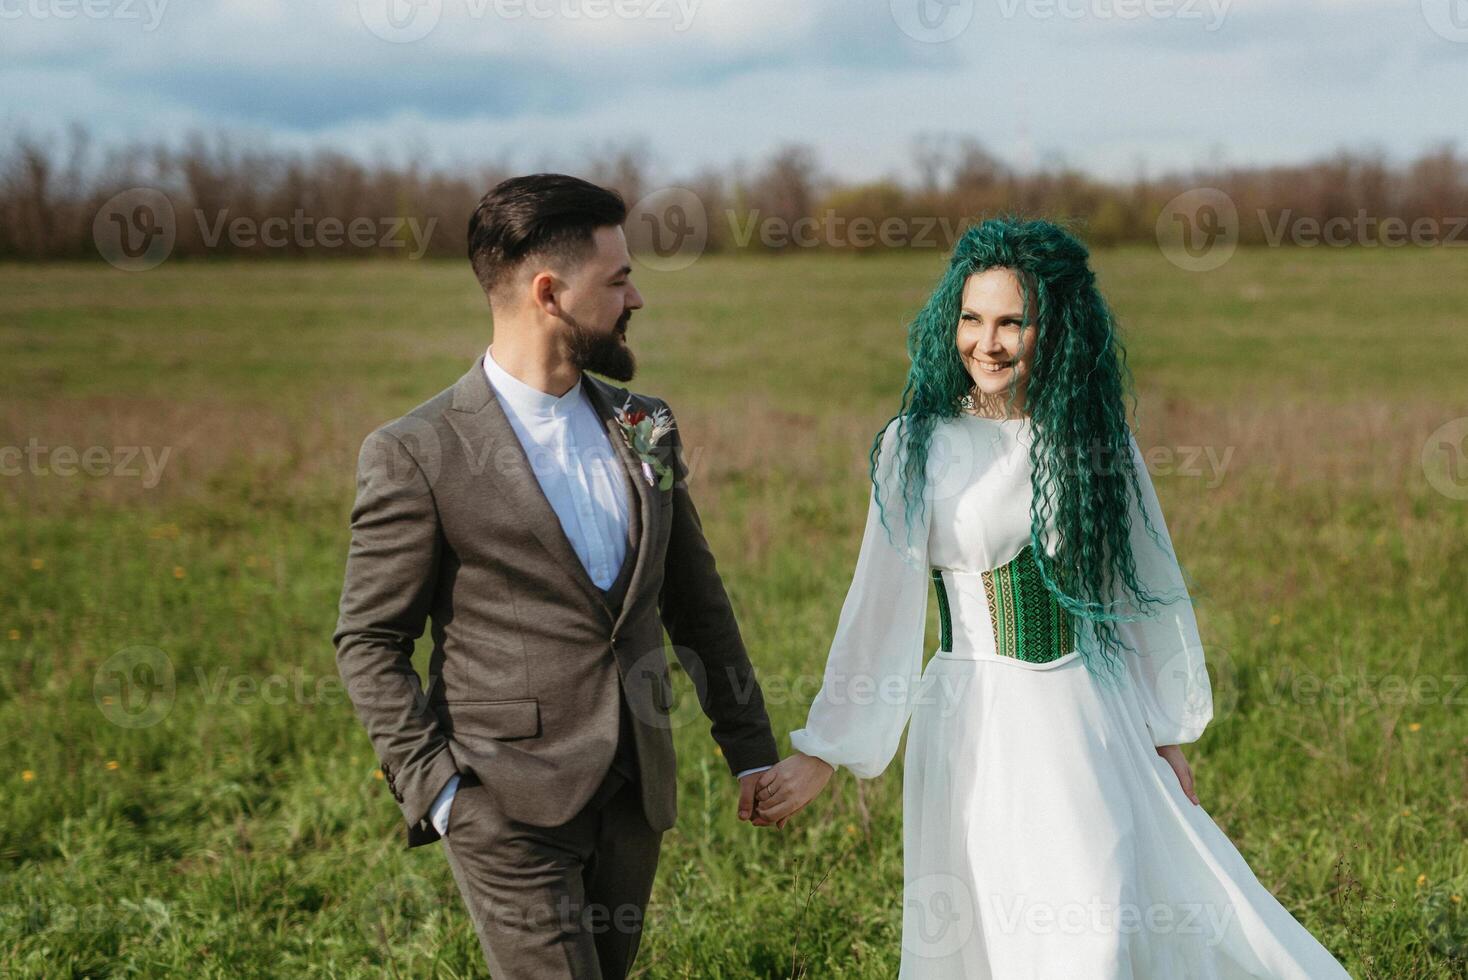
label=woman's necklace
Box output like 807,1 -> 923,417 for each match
960,389 -> 1027,421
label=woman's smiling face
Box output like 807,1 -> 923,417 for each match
955,267 -> 1036,416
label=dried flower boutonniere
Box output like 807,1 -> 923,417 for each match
614,399 -> 676,491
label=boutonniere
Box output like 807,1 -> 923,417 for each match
614,399 -> 677,491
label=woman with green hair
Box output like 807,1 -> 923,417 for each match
753,218 -> 1352,977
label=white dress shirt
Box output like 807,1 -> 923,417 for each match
483,344 -> 632,589
430,348 -> 770,835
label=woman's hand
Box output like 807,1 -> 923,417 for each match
753,753 -> 834,828
1157,744 -> 1199,805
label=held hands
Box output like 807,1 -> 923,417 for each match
746,753 -> 834,829
737,770 -> 780,827
1156,744 -> 1200,805
741,747 -> 1194,826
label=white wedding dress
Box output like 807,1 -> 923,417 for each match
788,415 -> 1353,979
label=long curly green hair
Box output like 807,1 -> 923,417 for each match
871,216 -> 1184,685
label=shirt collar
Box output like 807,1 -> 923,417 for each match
484,346 -> 584,420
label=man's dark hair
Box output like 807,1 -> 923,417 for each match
467,174 -> 626,295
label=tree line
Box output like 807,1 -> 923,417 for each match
3,126 -> 1464,260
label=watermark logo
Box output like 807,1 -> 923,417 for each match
992,0 -> 1230,31
94,645 -> 175,729
359,0 -> 699,41
1422,416 -> 1468,500
1421,0 -> 1468,43
622,644 -> 708,731
94,188 -> 176,272
1158,188 -> 1464,270
487,0 -> 700,30
358,417 -> 443,501
1423,880 -> 1468,958
1246,666 -> 1467,711
0,439 -> 172,488
194,208 -> 438,258
727,210 -> 969,251
1259,210 -> 1467,248
359,0 -> 442,43
0,0 -> 169,30
95,191 -> 440,267
891,0 -> 975,43
1152,642 -> 1238,733
360,872 -> 437,944
982,893 -> 1235,941
903,873 -> 977,958
1155,188 -> 1238,272
626,187 -> 709,272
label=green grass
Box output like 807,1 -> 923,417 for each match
2,248 -> 1465,977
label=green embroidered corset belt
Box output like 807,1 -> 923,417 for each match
931,544 -> 1075,664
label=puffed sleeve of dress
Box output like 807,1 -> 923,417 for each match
1113,429 -> 1214,746
787,417 -> 932,778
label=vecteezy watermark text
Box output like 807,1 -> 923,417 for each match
93,188 -> 440,270
0,0 -> 168,30
358,0 -> 699,43
195,209 -> 438,258
1,439 -> 171,488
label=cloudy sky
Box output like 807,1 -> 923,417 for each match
3,0 -> 1465,182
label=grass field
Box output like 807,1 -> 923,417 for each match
2,247 -> 1466,978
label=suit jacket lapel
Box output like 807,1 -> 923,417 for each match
582,374 -> 656,633
443,355 -> 608,614
442,355 -> 656,626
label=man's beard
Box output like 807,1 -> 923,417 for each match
564,310 -> 636,382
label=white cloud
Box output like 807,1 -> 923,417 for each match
0,0 -> 1461,182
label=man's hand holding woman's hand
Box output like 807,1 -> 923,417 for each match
749,752 -> 834,828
